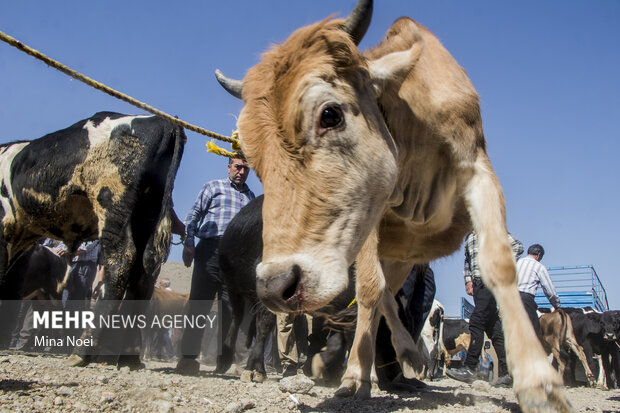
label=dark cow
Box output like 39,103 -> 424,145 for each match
600,310 -> 620,388
0,112 -> 185,367
217,195 -> 356,383
217,195 -> 274,382
4,243 -> 68,349
539,309 -> 595,387
13,244 -> 67,301
563,308 -> 619,389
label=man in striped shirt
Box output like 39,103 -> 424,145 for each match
516,244 -> 560,334
176,157 -> 255,374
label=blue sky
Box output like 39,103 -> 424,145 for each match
1,1 -> 618,317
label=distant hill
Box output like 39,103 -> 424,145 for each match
158,261 -> 192,294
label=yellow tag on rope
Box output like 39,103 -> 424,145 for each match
206,141 -> 238,158
206,130 -> 241,158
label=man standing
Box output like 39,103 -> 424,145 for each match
56,240 -> 101,311
176,156 -> 255,374
447,230 -> 523,387
516,244 -> 560,334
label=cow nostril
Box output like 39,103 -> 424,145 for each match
282,264 -> 301,301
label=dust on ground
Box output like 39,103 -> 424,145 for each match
0,352 -> 618,413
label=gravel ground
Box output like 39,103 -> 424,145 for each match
0,352 -> 618,413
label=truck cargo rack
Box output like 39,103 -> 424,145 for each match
535,265 -> 608,312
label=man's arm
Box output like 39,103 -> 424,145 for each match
182,182 -> 213,266
184,183 -> 213,249
463,236 -> 474,296
539,266 -> 561,308
509,235 -> 524,259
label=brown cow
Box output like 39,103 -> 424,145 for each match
215,1 -> 570,410
539,309 -> 596,387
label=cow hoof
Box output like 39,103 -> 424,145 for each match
252,371 -> 266,383
516,384 -> 574,413
335,381 -> 355,398
335,378 -> 371,399
117,355 -> 144,371
240,370 -> 253,383
65,354 -> 89,367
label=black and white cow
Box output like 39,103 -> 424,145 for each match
416,300 -> 444,379
440,318 -> 471,372
0,112 -> 185,366
563,307 -> 619,389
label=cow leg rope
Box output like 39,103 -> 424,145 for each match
0,30 -> 240,158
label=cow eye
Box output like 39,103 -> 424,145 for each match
320,105 -> 343,129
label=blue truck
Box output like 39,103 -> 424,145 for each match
535,265 -> 608,312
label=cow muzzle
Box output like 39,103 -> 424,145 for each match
256,264 -> 303,313
604,332 -> 617,342
255,255 -> 348,314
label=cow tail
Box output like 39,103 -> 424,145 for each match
145,125 -> 186,273
557,308 -> 569,343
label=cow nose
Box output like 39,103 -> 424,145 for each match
256,264 -> 302,313
604,332 -> 616,341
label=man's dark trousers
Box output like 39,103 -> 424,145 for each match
463,281 -> 508,377
519,292 -> 540,334
180,237 -> 232,359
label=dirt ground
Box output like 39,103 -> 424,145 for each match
0,352 -> 618,413
3,263 -> 614,412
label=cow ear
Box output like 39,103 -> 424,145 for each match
368,43 -> 423,98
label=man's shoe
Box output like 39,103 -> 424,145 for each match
175,357 -> 200,375
282,364 -> 298,377
446,366 -> 477,384
492,374 -> 512,387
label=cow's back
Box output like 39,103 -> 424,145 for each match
366,18 -> 479,264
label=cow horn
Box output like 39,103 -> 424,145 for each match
215,69 -> 243,99
342,0 -> 373,45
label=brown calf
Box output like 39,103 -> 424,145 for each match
540,309 -> 595,387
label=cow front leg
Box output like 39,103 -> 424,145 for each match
564,334 -> 595,387
380,260 -> 425,379
241,306 -> 276,383
335,229 -> 383,399
464,150 -> 571,413
65,225 -> 137,367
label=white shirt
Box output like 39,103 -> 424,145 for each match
516,255 -> 560,308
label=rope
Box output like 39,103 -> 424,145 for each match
376,360 -> 399,369
0,30 -> 241,157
